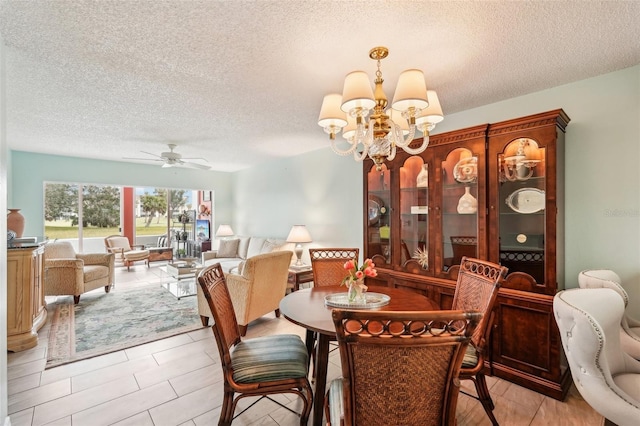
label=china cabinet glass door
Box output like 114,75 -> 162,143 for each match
399,156 -> 429,272
366,164 -> 391,266
497,138 -> 546,283
439,147 -> 480,273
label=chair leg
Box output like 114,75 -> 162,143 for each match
200,315 -> 209,327
274,308 -> 281,318
474,373 -> 499,425
219,389 -> 235,426
239,324 -> 248,336
73,295 -> 80,304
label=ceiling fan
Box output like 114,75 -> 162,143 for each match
123,144 -> 211,170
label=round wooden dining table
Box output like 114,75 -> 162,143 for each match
279,285 -> 439,426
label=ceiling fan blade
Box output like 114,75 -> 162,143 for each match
180,161 -> 211,170
122,157 -> 163,162
140,151 -> 163,159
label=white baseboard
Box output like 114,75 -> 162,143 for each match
4,415 -> 11,426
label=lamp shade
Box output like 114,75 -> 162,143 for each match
391,69 -> 429,112
341,71 -> 376,113
215,224 -> 234,237
318,94 -> 348,128
286,225 -> 312,243
415,90 -> 444,126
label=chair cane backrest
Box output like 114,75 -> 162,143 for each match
309,248 -> 359,287
451,257 -> 507,350
332,309 -> 481,426
197,264 -> 241,367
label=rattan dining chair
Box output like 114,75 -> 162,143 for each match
197,264 -> 313,425
308,248 -> 359,377
309,248 -> 360,287
453,257 -> 508,426
325,309 -> 482,426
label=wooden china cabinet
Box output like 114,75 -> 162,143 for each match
363,109 -> 571,399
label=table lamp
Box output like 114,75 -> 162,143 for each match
215,224 -> 234,238
287,225 -> 312,268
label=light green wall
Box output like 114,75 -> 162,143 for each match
9,152 -> 233,237
232,148 -> 362,263
9,65 -> 640,312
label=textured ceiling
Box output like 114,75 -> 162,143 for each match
1,1 -> 639,172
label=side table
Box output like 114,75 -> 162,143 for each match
287,267 -> 314,292
162,262 -> 204,300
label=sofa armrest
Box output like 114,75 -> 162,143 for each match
77,252 -> 114,266
202,250 -> 219,263
45,258 -> 84,269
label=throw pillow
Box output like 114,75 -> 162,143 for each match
218,239 -> 240,258
262,239 -> 284,253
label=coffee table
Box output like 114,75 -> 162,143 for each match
161,263 -> 204,300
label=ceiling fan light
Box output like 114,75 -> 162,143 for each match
391,69 -> 429,112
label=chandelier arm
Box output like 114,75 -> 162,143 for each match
387,143 -> 397,161
391,124 -> 417,148
401,133 -> 430,155
353,118 -> 376,162
354,143 -> 369,162
330,138 -> 358,156
352,121 -> 366,146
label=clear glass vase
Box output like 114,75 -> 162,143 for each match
347,279 -> 367,304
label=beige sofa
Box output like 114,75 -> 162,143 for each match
197,250 -> 293,336
201,236 -> 294,273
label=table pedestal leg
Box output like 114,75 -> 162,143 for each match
312,333 -> 330,426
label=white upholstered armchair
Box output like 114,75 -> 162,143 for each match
578,269 -> 640,359
553,288 -> 640,425
44,241 -> 114,304
197,250 -> 293,336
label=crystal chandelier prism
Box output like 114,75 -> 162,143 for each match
318,47 -> 444,170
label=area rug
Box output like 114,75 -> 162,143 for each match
46,284 -> 204,369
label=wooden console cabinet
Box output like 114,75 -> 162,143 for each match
7,244 -> 47,352
363,109 -> 571,399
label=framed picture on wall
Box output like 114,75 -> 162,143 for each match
202,191 -> 211,201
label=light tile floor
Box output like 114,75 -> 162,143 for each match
7,263 -> 605,425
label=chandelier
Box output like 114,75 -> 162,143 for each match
318,46 -> 444,170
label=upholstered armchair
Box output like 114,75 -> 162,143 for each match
43,241 -> 114,304
197,250 -> 293,336
554,287 -> 640,425
104,235 -> 150,271
578,269 -> 640,359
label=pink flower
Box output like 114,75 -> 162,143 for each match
364,267 -> 377,277
341,258 -> 378,286
344,260 -> 356,271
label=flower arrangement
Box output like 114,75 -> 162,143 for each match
342,258 -> 377,303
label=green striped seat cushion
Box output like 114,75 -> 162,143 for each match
462,344 -> 479,369
231,334 -> 309,383
328,378 -> 344,425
